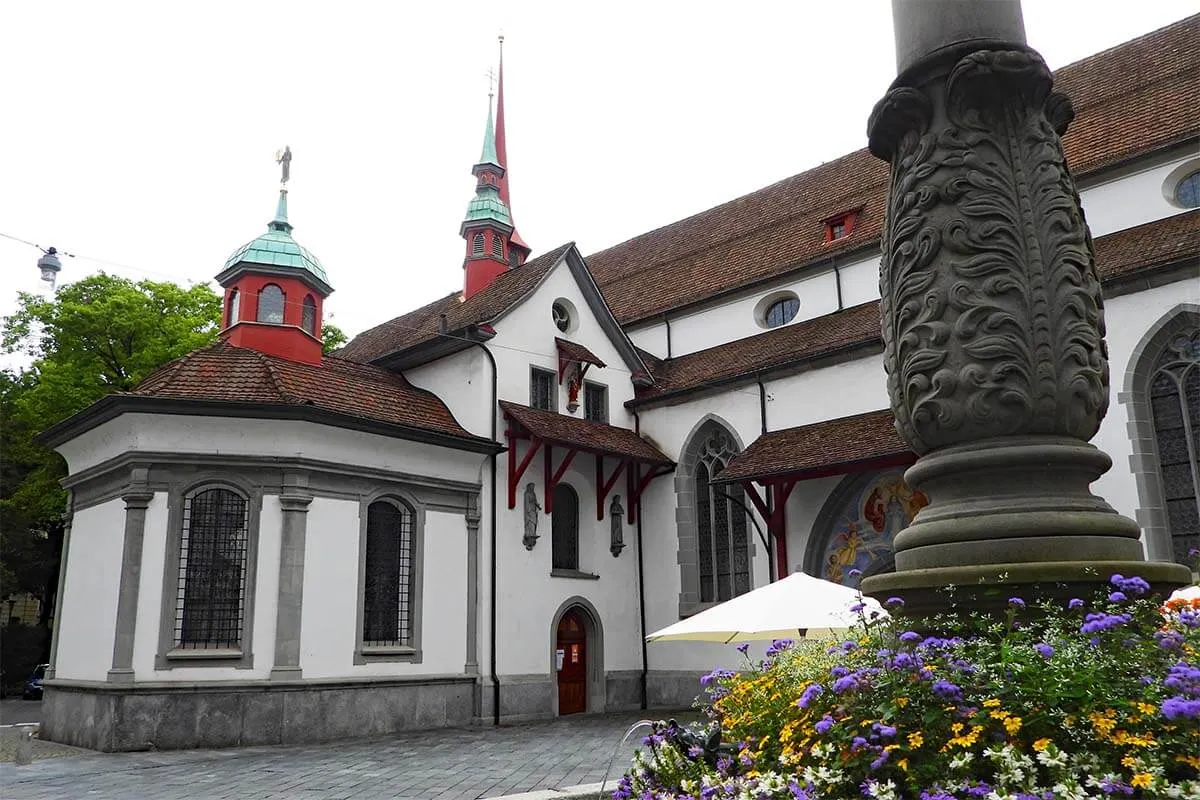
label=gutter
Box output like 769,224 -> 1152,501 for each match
632,410 -> 649,710
467,337 -> 503,727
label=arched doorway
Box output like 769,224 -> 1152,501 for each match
555,609 -> 587,714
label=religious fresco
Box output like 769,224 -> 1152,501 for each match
812,468 -> 928,586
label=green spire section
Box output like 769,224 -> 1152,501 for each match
461,94 -> 513,233
478,99 -> 501,168
221,187 -> 329,286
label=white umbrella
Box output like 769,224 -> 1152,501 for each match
646,571 -> 885,644
1168,584 -> 1200,603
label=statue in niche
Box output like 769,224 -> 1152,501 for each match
523,483 -> 541,550
610,495 -> 625,557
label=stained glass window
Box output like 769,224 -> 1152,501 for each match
693,426 -> 751,603
1149,330 -> 1200,564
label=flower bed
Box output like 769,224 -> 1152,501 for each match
618,574 -> 1200,799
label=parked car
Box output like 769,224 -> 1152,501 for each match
22,664 -> 48,700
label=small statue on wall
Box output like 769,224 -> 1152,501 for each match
523,483 -> 541,550
610,494 -> 625,557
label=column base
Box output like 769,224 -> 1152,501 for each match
269,666 -> 303,681
861,559 -> 1192,617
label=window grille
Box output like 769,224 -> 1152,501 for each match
693,426 -> 751,602
531,368 -> 555,411
1176,170 -> 1200,208
301,295 -> 317,335
174,487 -> 249,649
362,500 -> 414,647
1149,329 -> 1200,564
764,296 -> 800,328
257,284 -> 285,324
552,484 -> 579,570
585,383 -> 608,423
472,233 -> 485,256
491,234 -> 503,259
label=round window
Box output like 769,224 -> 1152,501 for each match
552,302 -> 571,332
1175,170 -> 1200,209
764,296 -> 800,328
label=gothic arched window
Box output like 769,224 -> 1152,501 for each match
175,486 -> 250,649
1148,329 -> 1200,563
552,484 -> 580,571
257,284 -> 285,324
676,421 -> 751,612
301,294 -> 317,335
362,500 -> 415,647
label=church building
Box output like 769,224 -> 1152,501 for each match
38,18 -> 1199,750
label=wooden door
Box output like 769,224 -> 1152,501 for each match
556,610 -> 587,715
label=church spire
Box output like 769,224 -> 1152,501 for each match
495,35 -> 529,264
460,88 -> 515,300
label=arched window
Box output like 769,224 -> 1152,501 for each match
1148,329 -> 1200,563
226,289 -> 240,328
552,484 -> 580,571
1175,170 -> 1200,209
491,234 -> 504,259
676,420 -> 751,612
472,233 -> 485,257
362,500 -> 415,647
301,295 -> 317,335
174,486 -> 250,649
257,284 -> 284,324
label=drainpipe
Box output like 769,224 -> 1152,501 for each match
756,376 -> 768,436
663,316 -> 673,359
632,410 -> 649,710
833,259 -> 844,311
468,338 -> 501,726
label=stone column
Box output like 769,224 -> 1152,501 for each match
45,492 -> 74,682
109,469 -> 154,684
270,473 -> 312,680
860,0 -> 1189,610
465,493 -> 481,675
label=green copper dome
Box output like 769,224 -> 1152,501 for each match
222,190 -> 329,285
463,185 -> 513,228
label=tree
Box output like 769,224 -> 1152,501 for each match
321,322 -> 348,354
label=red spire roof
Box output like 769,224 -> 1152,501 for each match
495,36 -> 529,256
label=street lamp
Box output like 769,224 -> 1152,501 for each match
37,247 -> 63,288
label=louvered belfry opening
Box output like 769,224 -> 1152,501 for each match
176,487 -> 250,649
363,500 -> 415,647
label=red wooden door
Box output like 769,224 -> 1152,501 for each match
556,610 -> 587,715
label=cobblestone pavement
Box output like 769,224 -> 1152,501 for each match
0,712 -> 684,800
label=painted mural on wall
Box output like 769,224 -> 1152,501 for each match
814,468 -> 928,586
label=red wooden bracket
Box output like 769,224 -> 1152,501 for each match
542,443 -> 578,514
741,478 -> 798,580
625,462 -> 671,524
595,456 -> 627,521
506,422 -> 542,510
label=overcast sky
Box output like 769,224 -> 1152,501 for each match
1,1 -> 1193,355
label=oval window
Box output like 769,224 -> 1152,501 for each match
764,296 -> 800,328
1175,170 -> 1200,209
552,302 -> 571,333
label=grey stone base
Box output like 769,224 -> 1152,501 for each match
605,670 -> 643,711
41,675 -> 476,752
645,671 -> 703,710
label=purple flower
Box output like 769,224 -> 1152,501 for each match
1008,597 -> 1026,608
1111,574 -> 1151,596
966,782 -> 993,797
1080,611 -> 1132,634
814,715 -> 834,734
798,683 -> 824,708
1068,598 -> 1085,609
1189,547 -> 1200,558
736,642 -> 750,654
766,638 -> 794,657
687,744 -> 704,758
870,749 -> 890,770
833,675 -> 860,694
885,596 -> 905,608
850,736 -> 868,752
876,724 -> 897,739
831,666 -> 850,678
716,756 -> 733,775
789,780 -> 813,800
899,631 -> 921,643
850,602 -> 866,613
1034,642 -> 1054,659
932,679 -> 962,700
1108,591 -> 1128,603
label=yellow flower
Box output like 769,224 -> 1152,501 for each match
1136,702 -> 1157,715
896,696 -> 910,708
1176,754 -> 1200,769
1033,738 -> 1052,752
1131,774 -> 1153,790
1122,756 -> 1137,769
1003,716 -> 1022,736
983,698 -> 1002,708
897,758 -> 909,772
908,732 -> 924,749
989,710 -> 1011,721
1090,710 -> 1118,737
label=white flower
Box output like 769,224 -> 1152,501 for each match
950,752 -> 975,770
1051,782 -> 1089,800
1037,748 -> 1068,769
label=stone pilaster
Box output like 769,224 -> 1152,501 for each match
109,469 -> 154,684
860,0 -> 1189,610
465,493 -> 481,675
270,474 -> 312,680
45,493 -> 75,682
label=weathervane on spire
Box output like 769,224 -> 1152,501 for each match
486,67 -> 496,98
275,146 -> 292,187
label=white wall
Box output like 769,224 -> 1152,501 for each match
1079,154 -> 1198,238
54,498 -> 125,681
406,347 -> 491,437
301,501 -> 468,678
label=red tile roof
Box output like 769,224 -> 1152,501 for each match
588,15 -> 1200,325
499,401 -> 673,466
128,341 -> 494,447
631,211 -> 1199,406
714,409 -> 914,484
556,337 -> 606,370
339,244 -> 573,363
